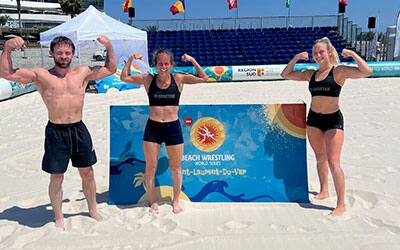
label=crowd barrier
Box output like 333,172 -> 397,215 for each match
0,78 -> 36,101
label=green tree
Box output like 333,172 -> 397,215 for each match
35,25 -> 51,34
357,31 -> 375,41
58,0 -> 84,18
85,0 -> 103,10
378,32 -> 385,42
0,15 -> 9,26
144,25 -> 159,32
0,15 -> 10,36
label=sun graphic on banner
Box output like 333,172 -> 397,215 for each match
134,173 -> 190,203
106,87 -> 119,93
307,66 -> 317,71
131,60 -> 148,74
138,186 -> 190,203
211,66 -> 228,77
265,104 -> 306,139
131,64 -> 140,72
190,117 -> 225,152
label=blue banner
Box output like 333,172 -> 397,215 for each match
95,61 -> 145,93
97,61 -> 400,94
3,61 -> 400,101
109,104 -> 309,205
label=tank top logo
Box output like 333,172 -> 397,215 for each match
311,86 -> 331,92
153,93 -> 176,99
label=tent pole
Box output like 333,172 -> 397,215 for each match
78,47 -> 81,64
40,45 -> 44,67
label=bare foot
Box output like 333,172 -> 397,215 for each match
329,206 -> 346,216
149,203 -> 159,214
54,218 -> 65,230
89,211 -> 103,221
172,202 -> 183,214
314,192 -> 329,200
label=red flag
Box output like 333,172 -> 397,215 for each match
170,0 -> 185,15
226,0 -> 238,10
122,0 -> 132,13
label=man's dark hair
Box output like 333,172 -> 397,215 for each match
50,36 -> 75,53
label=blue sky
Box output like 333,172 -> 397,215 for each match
105,0 -> 400,32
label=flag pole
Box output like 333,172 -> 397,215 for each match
183,1 -> 186,31
286,0 -> 291,29
236,2 -> 238,28
236,2 -> 239,19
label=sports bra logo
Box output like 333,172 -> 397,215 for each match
153,93 -> 176,99
311,86 -> 331,92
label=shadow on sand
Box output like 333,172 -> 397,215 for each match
0,194 -> 110,228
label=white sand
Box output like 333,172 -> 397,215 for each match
1,78 -> 400,249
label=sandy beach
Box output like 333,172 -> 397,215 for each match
1,77 -> 400,249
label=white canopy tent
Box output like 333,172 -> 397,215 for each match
394,9 -> 400,60
39,5 -> 149,67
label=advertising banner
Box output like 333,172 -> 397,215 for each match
232,65 -> 286,81
109,104 -> 309,205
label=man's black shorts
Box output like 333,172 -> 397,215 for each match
42,120 -> 97,174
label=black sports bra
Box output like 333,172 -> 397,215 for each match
148,74 -> 181,106
308,67 -> 342,97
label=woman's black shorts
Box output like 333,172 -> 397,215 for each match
306,109 -> 344,131
143,119 -> 184,146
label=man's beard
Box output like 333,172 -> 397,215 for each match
54,59 -> 71,68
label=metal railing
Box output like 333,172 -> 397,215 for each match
133,14 -> 393,61
1,13 -> 388,62
134,14 -> 381,59
132,15 -> 340,31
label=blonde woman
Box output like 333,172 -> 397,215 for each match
281,37 -> 372,216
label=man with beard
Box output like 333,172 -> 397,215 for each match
0,35 -> 116,229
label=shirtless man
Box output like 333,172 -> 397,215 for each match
0,35 -> 116,228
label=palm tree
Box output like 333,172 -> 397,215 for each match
0,15 -> 9,26
58,0 -> 84,18
16,0 -> 22,36
0,15 -> 10,36
144,25 -> 159,32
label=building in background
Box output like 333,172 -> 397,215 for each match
0,0 -> 70,29
84,0 -> 103,11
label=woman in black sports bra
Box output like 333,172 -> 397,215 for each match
120,49 -> 208,214
281,37 -> 372,216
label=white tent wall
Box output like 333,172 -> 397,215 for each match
112,40 -> 149,66
0,5 -> 150,101
39,5 -> 149,67
394,10 -> 400,60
